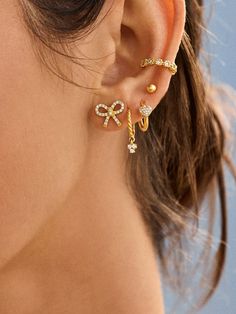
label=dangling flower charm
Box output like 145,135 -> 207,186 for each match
95,100 -> 125,128
127,108 -> 137,153
128,141 -> 137,154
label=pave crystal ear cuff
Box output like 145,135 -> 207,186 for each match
140,57 -> 178,75
95,100 -> 125,128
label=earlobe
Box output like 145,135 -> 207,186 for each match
92,0 -> 185,130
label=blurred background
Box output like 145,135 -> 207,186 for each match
201,1 -> 236,312
164,1 -> 236,313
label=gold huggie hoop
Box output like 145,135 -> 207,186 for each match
138,100 -> 152,132
127,108 -> 137,154
140,57 -> 177,75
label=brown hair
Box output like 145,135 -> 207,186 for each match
18,0 -> 235,311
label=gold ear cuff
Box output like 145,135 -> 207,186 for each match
140,57 -> 177,75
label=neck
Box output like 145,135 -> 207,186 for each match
15,123 -> 137,262
0,125 -> 164,313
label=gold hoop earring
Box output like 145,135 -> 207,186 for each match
138,100 -> 152,132
127,108 -> 137,154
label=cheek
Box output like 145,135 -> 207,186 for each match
0,2 -> 85,264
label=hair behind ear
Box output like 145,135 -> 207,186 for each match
127,0 -> 230,309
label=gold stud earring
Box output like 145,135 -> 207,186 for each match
127,108 -> 137,154
95,100 -> 125,128
146,84 -> 157,94
138,100 -> 152,132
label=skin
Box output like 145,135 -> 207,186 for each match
0,0 -> 185,313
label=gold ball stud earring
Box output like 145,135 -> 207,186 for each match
146,84 -> 157,94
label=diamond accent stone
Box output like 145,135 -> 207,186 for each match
164,60 -> 170,67
139,104 -> 152,117
128,143 -> 137,154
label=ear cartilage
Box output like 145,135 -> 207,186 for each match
140,58 -> 177,75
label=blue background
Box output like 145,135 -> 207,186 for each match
164,1 -> 236,313
202,1 -> 236,313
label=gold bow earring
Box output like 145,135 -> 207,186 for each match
95,100 -> 125,128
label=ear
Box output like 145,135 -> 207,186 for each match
92,0 -> 186,130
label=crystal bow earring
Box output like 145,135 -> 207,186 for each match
95,100 -> 125,128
